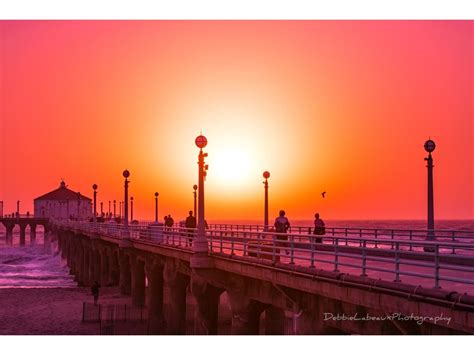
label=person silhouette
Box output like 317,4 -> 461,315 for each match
166,214 -> 174,227
185,211 -> 197,246
274,210 -> 291,255
313,212 -> 326,243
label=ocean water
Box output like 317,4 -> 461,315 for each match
0,220 -> 472,288
0,228 -> 76,288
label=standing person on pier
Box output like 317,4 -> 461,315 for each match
185,211 -> 197,246
164,215 -> 174,243
166,214 -> 174,228
274,210 -> 291,255
313,212 -> 326,243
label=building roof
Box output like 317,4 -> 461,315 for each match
34,181 -> 92,201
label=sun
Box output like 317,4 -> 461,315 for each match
210,148 -> 252,185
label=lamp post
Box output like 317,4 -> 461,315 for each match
130,196 -> 134,222
191,134 -> 212,268
123,170 -> 130,229
100,202 -> 103,217
154,192 -> 159,222
424,139 -> 436,249
92,184 -> 98,222
119,170 -> 132,246
193,184 -> 198,219
113,200 -> 116,218
108,200 -> 111,216
16,200 -> 20,217
0,200 -> 3,218
263,171 -> 270,231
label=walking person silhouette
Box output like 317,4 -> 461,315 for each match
274,210 -> 291,255
313,212 -> 326,243
185,211 -> 197,246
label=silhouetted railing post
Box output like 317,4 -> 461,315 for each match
272,233 -> 276,264
289,235 -> 295,264
451,232 -> 456,254
434,244 -> 441,288
334,238 -> 340,272
257,233 -> 261,259
361,240 -> 367,277
243,232 -> 248,256
409,230 -> 413,251
231,232 -> 235,255
220,231 -> 223,253
394,242 -> 400,282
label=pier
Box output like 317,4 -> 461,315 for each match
27,219 -> 473,335
0,215 -> 49,246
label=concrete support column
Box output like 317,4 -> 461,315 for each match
99,248 -> 110,287
64,235 -> 71,267
91,248 -> 102,285
5,224 -> 14,245
130,254 -> 146,306
145,258 -> 165,334
82,244 -> 91,287
75,240 -> 84,285
295,310 -> 325,335
292,296 -> 330,335
108,249 -> 120,286
227,291 -> 266,335
264,306 -> 286,335
190,273 -> 223,335
19,223 -> 27,246
30,224 -> 37,244
163,260 -> 189,335
67,237 -> 75,274
88,248 -> 96,284
60,235 -> 67,259
43,230 -> 52,253
57,234 -> 62,252
118,251 -> 131,295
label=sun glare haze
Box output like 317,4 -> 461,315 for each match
0,20 -> 472,221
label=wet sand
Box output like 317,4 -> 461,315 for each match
0,287 -> 131,335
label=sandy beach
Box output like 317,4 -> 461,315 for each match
0,287 -> 132,335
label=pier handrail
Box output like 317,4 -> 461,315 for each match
51,220 -> 474,292
0,213 -> 39,219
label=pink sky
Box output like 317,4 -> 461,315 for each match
0,21 -> 472,220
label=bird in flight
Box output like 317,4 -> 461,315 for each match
322,191 -> 326,198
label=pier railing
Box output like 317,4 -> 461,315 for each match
0,213 -> 38,219
52,220 -> 474,291
208,223 -> 474,246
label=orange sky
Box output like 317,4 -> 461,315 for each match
0,21 -> 472,221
